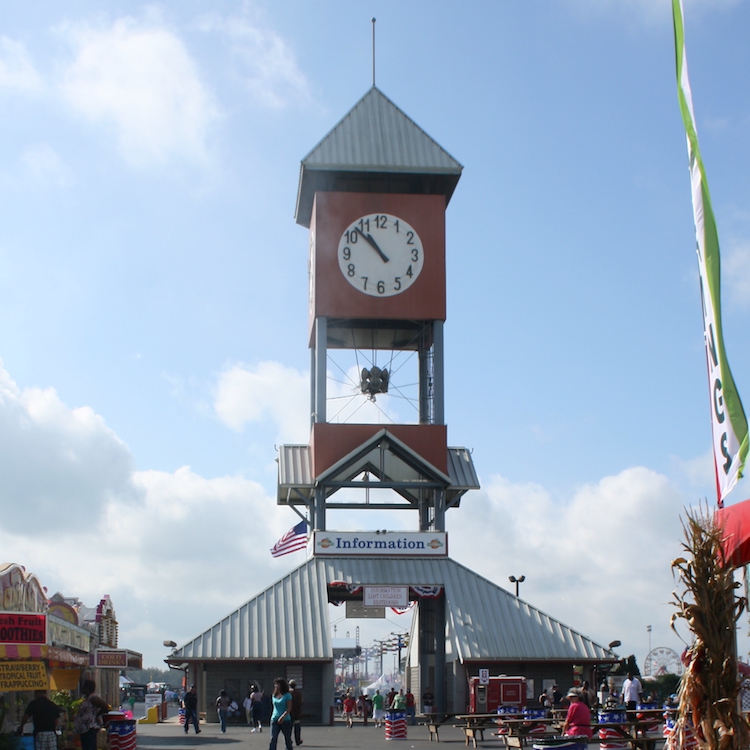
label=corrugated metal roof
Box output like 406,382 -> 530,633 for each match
446,448 -> 480,491
173,557 -> 611,663
277,443 -> 479,505
295,87 -> 463,227
301,87 -> 462,175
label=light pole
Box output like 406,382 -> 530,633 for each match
509,575 -> 525,597
647,625 -> 652,659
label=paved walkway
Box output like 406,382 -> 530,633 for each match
133,715 -> 471,750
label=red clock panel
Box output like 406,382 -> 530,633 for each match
309,192 -> 446,327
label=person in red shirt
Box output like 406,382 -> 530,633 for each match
342,692 -> 356,729
405,690 -> 416,725
562,689 -> 592,741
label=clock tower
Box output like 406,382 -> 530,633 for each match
278,88 -> 479,709
279,86 -> 477,535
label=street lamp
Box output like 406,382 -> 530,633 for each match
508,575 -> 525,597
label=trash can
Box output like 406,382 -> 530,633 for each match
598,710 -> 628,750
385,710 -> 407,740
107,719 -> 137,750
179,708 -> 186,726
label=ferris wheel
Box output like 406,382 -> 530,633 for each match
643,647 -> 684,677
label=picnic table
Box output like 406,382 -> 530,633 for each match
421,712 -> 456,742
454,713 -> 505,747
595,719 -> 665,750
497,716 -> 559,745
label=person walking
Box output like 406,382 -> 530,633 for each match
250,685 -> 264,732
74,680 -> 110,750
216,690 -> 231,733
342,691 -> 356,728
17,690 -> 62,750
268,678 -> 293,750
182,685 -> 200,734
289,680 -> 303,745
405,689 -> 416,725
372,690 -> 385,728
243,691 -> 254,726
390,689 -> 406,710
621,673 -> 643,710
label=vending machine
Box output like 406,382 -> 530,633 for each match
468,675 -> 526,713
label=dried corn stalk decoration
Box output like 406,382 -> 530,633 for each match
670,507 -> 748,750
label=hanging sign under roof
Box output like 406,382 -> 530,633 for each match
312,530 -> 447,557
364,586 -> 408,608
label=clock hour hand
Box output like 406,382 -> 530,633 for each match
355,227 -> 389,262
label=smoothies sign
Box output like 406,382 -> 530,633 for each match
0,613 -> 47,644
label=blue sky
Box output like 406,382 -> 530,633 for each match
1,0 -> 749,672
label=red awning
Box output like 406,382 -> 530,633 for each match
715,498 -> 750,568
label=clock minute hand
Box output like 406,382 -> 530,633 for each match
355,227 -> 389,262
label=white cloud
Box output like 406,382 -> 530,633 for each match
198,13 -> 310,109
0,36 -> 42,92
0,359 -> 294,663
447,467 -> 687,660
0,355 -> 717,667
0,361 -> 139,532
213,361 -> 310,440
57,15 -> 221,168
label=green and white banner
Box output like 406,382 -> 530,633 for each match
673,0 -> 748,504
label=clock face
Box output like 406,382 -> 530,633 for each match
337,213 -> 424,296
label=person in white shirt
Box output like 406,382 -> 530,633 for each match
621,673 -> 642,710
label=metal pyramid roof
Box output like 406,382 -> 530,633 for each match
169,556 -> 614,663
295,87 -> 462,227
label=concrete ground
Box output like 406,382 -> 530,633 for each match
133,713 -> 474,750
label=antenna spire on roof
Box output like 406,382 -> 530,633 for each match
372,18 -> 376,86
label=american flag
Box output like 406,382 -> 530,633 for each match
270,520 -> 309,558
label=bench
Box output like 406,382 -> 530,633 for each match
454,724 -> 487,747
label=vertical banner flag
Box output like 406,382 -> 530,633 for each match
672,0 -> 748,505
270,520 -> 309,558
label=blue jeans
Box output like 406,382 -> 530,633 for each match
218,708 -> 228,732
184,707 -> 200,733
406,706 -> 416,725
269,719 -> 293,750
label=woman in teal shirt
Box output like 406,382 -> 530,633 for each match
268,678 -> 293,750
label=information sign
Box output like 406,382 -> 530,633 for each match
364,586 -> 408,608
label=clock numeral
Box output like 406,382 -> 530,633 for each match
347,263 -> 356,277
377,280 -> 385,295
342,246 -> 351,261
406,265 -> 413,278
394,277 -> 401,291
345,230 -> 359,244
375,214 -> 388,229
361,276 -> 369,290
411,248 -> 419,262
357,218 -> 370,233
394,219 -> 400,233
406,230 -> 415,244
